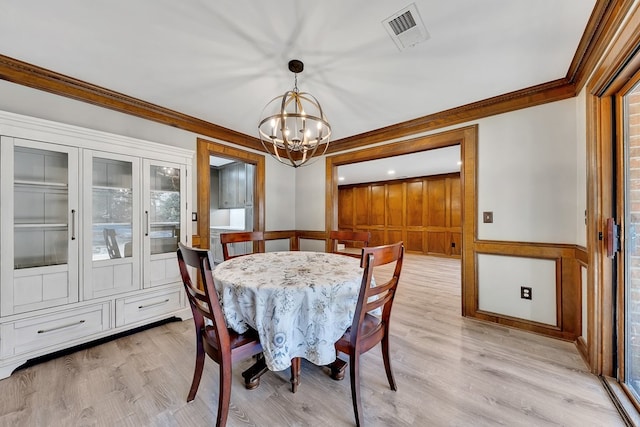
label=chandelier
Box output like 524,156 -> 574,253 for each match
258,60 -> 331,168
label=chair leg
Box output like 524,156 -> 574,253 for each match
216,361 -> 232,427
187,338 -> 205,401
349,353 -> 364,427
381,331 -> 397,391
290,357 -> 301,393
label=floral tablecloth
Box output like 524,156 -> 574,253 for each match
212,251 -> 365,371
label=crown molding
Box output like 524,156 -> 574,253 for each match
0,54 -> 263,151
328,79 -> 575,152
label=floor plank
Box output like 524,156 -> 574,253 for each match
0,254 -> 624,426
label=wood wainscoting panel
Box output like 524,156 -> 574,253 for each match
406,180 -> 424,226
451,232 -> 462,256
386,229 -> 403,246
427,231 -> 447,255
450,177 -> 462,227
386,182 -> 404,227
472,240 -> 580,340
354,186 -> 369,226
370,229 -> 385,247
338,173 -> 461,258
406,230 -> 424,253
427,178 -> 447,227
370,184 -> 385,226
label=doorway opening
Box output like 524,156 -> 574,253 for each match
325,125 -> 477,316
195,138 -> 265,251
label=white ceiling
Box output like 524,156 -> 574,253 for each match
0,0 -> 595,143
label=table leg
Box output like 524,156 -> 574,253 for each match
241,354 -> 269,390
290,357 -> 301,393
327,357 -> 347,381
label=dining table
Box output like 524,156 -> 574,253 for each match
212,250 -> 368,392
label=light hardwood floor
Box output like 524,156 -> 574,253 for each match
0,254 -> 624,426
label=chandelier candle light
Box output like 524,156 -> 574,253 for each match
258,60 -> 331,168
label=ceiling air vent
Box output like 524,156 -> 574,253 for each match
382,3 -> 429,51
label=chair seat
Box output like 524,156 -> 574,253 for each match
335,313 -> 382,349
203,325 -> 262,351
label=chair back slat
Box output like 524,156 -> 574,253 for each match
350,242 -> 404,345
220,231 -> 265,260
177,243 -> 230,349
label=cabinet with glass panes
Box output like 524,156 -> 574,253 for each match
143,160 -> 185,288
0,111 -> 192,380
1,139 -> 79,316
82,152 -> 140,300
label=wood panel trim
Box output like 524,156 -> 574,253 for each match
328,80 -> 575,152
569,0 -> 631,92
585,1 -> 640,381
195,138 -> 265,250
472,241 -> 586,341
0,54 -> 264,152
474,240 -> 577,258
326,125 -> 477,314
584,0 -> 640,96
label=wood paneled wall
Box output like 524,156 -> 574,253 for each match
338,173 -> 461,257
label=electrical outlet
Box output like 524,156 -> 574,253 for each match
521,286 -> 532,300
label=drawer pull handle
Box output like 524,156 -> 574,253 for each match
38,319 -> 85,334
138,299 -> 170,310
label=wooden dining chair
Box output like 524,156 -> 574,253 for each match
331,241 -> 405,427
329,230 -> 371,258
220,231 -> 264,260
177,242 -> 265,427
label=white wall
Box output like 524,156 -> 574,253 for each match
477,99 -> 578,243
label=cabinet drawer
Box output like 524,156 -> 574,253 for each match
115,287 -> 183,327
1,303 -> 111,358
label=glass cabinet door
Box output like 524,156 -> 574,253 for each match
91,158 -> 133,261
144,160 -> 186,288
1,138 -> 79,315
83,151 -> 140,299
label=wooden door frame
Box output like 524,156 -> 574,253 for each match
325,125 -> 477,315
195,138 -> 265,249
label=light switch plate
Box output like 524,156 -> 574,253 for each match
483,211 -> 493,223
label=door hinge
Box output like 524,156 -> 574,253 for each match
606,217 -> 621,258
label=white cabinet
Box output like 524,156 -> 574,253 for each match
210,231 -> 224,264
82,151 -> 141,299
1,138 -> 80,316
143,159 -> 186,288
218,162 -> 254,208
0,111 -> 192,379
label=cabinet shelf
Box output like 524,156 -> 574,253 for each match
150,189 -> 179,193
15,223 -> 67,228
93,185 -> 132,192
15,180 -> 68,188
